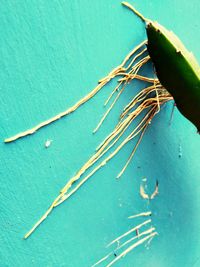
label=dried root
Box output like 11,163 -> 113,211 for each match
92,212 -> 157,267
5,40 -> 172,239
5,40 -> 147,143
128,211 -> 152,219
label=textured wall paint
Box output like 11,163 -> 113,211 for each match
0,0 -> 200,266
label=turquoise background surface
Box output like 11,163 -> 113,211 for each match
0,0 -> 200,266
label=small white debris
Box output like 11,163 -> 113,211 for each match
45,139 -> 53,148
140,185 -> 149,200
140,180 -> 159,200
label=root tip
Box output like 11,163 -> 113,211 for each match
23,233 -> 29,240
4,138 -> 11,143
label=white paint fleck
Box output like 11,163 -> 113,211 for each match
45,139 -> 53,148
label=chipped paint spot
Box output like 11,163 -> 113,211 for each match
45,139 -> 53,148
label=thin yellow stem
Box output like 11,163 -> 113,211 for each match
55,118 -> 150,207
107,219 -> 151,247
93,56 -> 148,133
24,100 -> 150,236
5,41 -> 146,143
124,48 -> 147,71
122,2 -> 149,23
104,81 -> 123,106
91,252 -> 113,267
116,122 -> 148,178
93,83 -> 126,133
106,232 -> 157,267
92,225 -> 156,267
121,40 -> 147,66
119,74 -> 158,83
24,194 -> 62,239
128,211 -> 152,219
120,84 -> 160,119
21,34 -> 172,239
5,78 -> 108,143
116,227 -> 156,251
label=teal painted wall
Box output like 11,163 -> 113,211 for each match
0,0 -> 200,266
